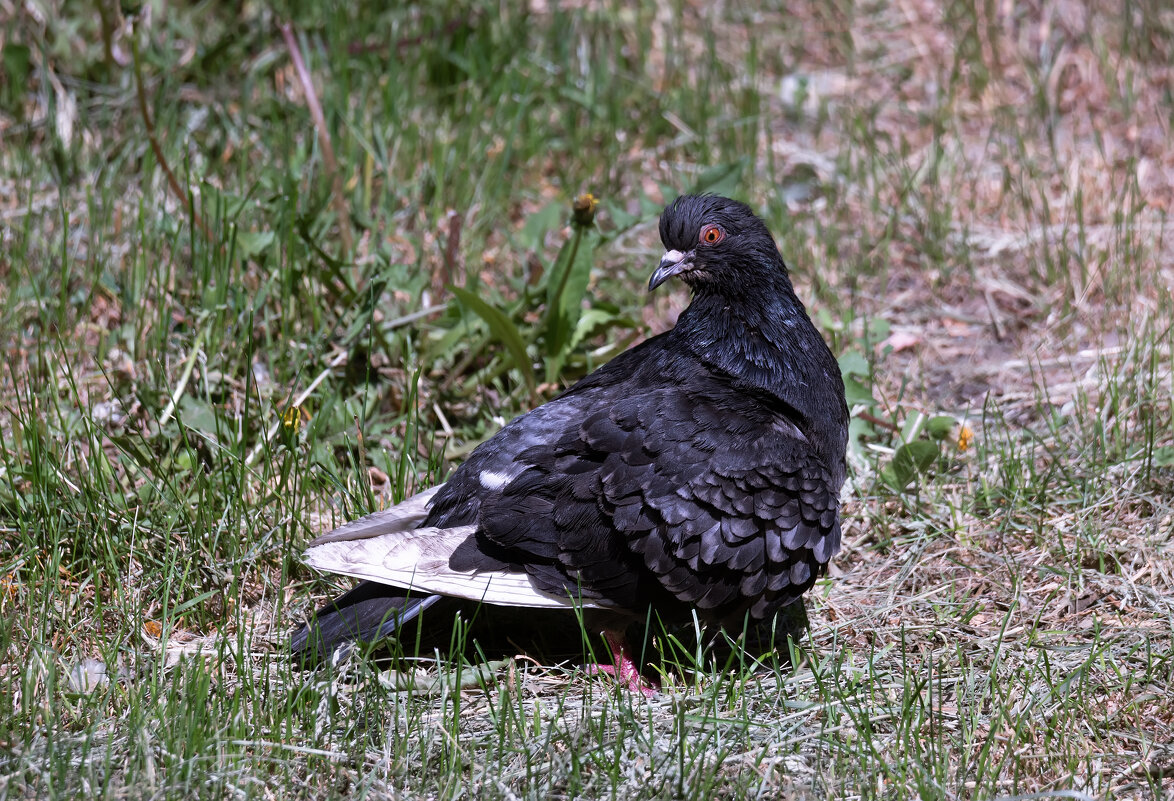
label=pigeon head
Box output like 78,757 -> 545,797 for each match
649,194 -> 785,292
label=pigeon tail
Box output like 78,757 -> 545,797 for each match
290,582 -> 444,667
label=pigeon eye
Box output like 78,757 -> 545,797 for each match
700,225 -> 724,245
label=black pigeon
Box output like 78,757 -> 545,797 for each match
292,195 -> 849,692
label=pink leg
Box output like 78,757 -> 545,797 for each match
585,631 -> 659,697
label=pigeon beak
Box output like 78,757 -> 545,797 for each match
648,249 -> 693,291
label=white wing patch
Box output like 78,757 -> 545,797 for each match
478,470 -> 514,490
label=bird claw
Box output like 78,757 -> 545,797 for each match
584,662 -> 659,697
585,633 -> 660,697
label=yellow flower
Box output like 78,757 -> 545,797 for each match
572,193 -> 598,227
956,425 -> 974,452
282,404 -> 309,433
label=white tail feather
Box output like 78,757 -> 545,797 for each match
304,522 -> 600,610
308,485 -> 443,546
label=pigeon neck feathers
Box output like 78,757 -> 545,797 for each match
674,265 -> 843,460
660,196 -> 848,480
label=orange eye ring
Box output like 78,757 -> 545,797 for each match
700,225 -> 724,245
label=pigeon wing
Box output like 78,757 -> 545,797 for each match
302,487 -> 605,610
466,363 -> 842,624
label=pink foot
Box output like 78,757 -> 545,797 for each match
585,632 -> 659,697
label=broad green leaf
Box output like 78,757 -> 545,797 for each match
689,158 -> 749,197
638,191 -> 663,217
236,230 -> 275,259
600,198 -> 639,232
427,316 -> 483,362
838,350 -> 870,378
882,440 -> 939,491
899,410 -> 928,444
341,278 -> 389,346
844,376 -> 875,407
169,589 -> 222,618
1149,446 -> 1174,466
847,415 -> 875,458
568,308 -> 634,353
927,415 -> 958,440
867,318 -> 891,343
451,286 -> 535,391
1,44 -> 31,115
178,396 -> 219,437
519,202 -> 564,252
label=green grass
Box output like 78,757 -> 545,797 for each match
2,1 -> 1172,798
